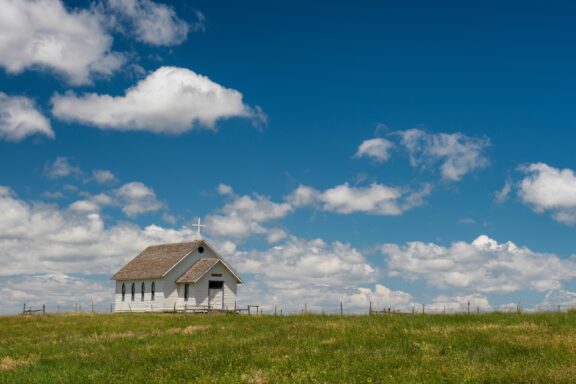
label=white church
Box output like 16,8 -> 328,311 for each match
112,222 -> 243,312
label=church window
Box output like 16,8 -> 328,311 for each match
151,282 -> 155,301
209,281 -> 224,289
184,284 -> 189,301
141,282 -> 145,301
131,283 -> 135,301
121,283 -> 126,302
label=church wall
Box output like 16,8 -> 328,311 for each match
193,263 -> 238,310
114,279 -> 165,312
163,245 -> 220,310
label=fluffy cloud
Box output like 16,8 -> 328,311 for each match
288,183 -> 431,215
518,163 -> 576,225
381,235 -> 576,293
222,236 -> 406,313
114,181 -> 164,217
494,178 -> 512,204
427,293 -> 491,313
104,0 -> 190,46
0,93 -> 53,141
205,185 -> 292,242
91,169 -> 118,184
354,138 -> 394,163
0,274 -> 112,314
43,157 -> 82,179
0,186 -> 196,277
0,0 -> 124,85
397,129 -> 490,181
52,66 -> 266,134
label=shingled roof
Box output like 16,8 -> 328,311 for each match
112,240 -> 203,280
176,258 -> 220,283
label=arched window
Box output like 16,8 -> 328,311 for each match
151,282 -> 155,301
121,283 -> 126,302
141,282 -> 145,301
131,283 -> 135,301
184,284 -> 189,301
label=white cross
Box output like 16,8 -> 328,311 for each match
192,218 -> 206,240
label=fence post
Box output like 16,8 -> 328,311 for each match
42,304 -> 45,315
422,304 -> 425,314
412,306 -> 415,315
558,305 -> 561,313
467,301 -> 470,314
274,305 -> 277,316
23,303 -> 26,315
92,301 -> 94,313
280,309 -> 283,316
173,303 -> 176,313
340,301 -> 343,317
304,303 -> 307,314
477,306 -> 480,314
58,305 -> 60,314
369,301 -> 372,315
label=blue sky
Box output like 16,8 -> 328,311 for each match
2,0 -> 576,314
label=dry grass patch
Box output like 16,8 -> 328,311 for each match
0,356 -> 35,371
241,369 -> 268,384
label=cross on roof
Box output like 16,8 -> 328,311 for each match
192,218 -> 206,240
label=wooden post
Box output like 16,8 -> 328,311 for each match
340,301 -> 343,317
467,301 -> 470,314
412,306 -> 415,315
304,303 -> 307,314
42,304 -> 45,315
369,301 -> 372,315
422,304 -> 425,314
477,306 -> 480,314
280,309 -> 283,316
558,305 -> 561,313
23,303 -> 25,314
92,301 -> 94,313
173,303 -> 176,313
58,305 -> 60,314
274,305 -> 277,316
260,308 -> 263,315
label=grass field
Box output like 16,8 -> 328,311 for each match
1,312 -> 576,383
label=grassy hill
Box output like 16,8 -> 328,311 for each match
1,312 -> 576,383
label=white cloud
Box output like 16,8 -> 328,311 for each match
518,163 -> 576,225
354,138 -> 394,163
43,157 -> 82,179
427,293 -> 491,313
104,0 -> 189,46
114,181 -> 164,217
381,235 -> 576,293
0,274 -> 112,314
91,169 -> 118,184
0,185 -> 196,277
0,0 -> 124,85
205,186 -> 292,241
0,93 -> 53,141
225,236 -> 406,313
397,128 -> 490,181
495,178 -> 512,204
52,66 -> 266,134
288,183 -> 431,215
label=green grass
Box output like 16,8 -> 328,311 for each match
1,312 -> 576,383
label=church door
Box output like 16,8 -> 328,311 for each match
208,281 -> 224,309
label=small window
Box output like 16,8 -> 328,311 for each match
151,282 -> 155,301
184,284 -> 189,301
211,273 -> 222,277
121,283 -> 126,302
209,281 -> 224,289
141,282 -> 145,301
131,283 -> 135,301
198,246 -> 205,253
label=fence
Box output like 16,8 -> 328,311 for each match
16,300 -> 576,317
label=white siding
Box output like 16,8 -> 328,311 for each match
114,279 -> 164,312
192,263 -> 238,310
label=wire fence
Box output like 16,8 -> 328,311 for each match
14,301 -> 576,317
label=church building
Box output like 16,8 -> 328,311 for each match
112,237 -> 243,313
